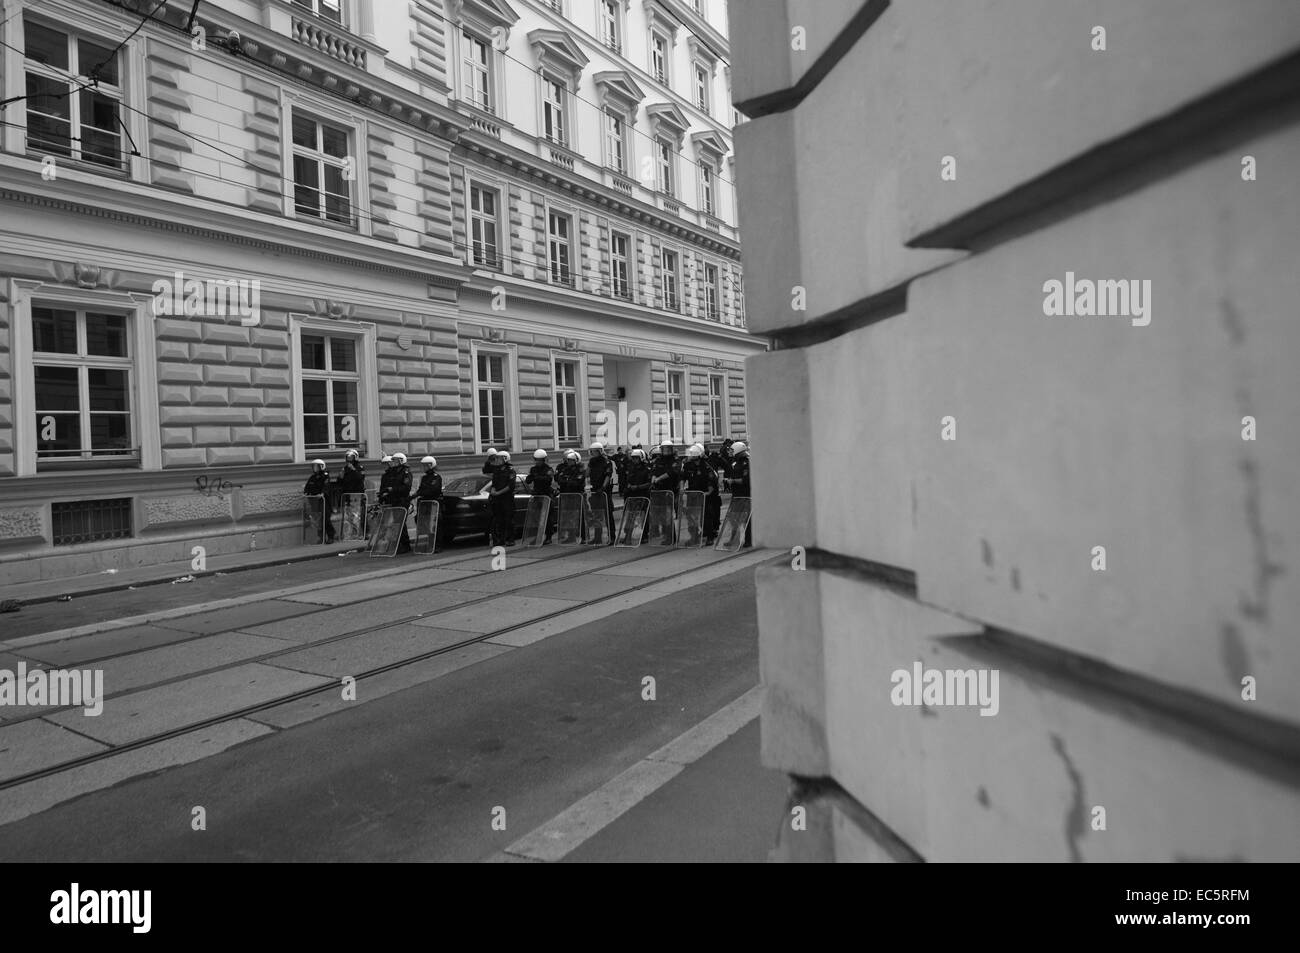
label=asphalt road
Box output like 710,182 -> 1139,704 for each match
0,560 -> 776,862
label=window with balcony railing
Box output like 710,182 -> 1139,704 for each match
293,0 -> 343,25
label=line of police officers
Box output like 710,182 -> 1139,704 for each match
305,438 -> 751,550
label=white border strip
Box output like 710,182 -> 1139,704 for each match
496,684 -> 764,863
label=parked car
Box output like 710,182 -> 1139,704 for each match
438,474 -> 534,543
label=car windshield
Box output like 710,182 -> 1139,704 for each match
443,477 -> 488,495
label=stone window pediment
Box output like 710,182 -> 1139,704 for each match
528,28 -> 589,84
646,102 -> 689,145
593,69 -> 646,111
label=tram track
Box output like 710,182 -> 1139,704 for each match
0,544 -> 770,792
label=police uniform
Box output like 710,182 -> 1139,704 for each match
682,456 -> 721,544
378,460 -> 414,552
526,461 -> 558,542
339,459 -> 366,495
585,453 -> 614,543
303,466 -> 336,542
413,466 -> 443,547
488,461 -> 517,546
728,453 -> 752,548
648,451 -> 681,540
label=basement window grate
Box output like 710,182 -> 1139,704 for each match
51,498 -> 133,546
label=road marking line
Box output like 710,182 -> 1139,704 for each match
496,685 -> 764,863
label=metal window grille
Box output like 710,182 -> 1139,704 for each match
51,497 -> 133,546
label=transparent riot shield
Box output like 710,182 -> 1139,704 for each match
584,492 -> 612,545
615,497 -> 650,548
714,497 -> 753,553
556,493 -> 585,545
676,491 -> 706,548
340,493 -> 368,541
302,495 -> 326,545
522,495 -> 552,548
368,506 -> 407,557
413,500 -> 440,555
645,491 -> 676,546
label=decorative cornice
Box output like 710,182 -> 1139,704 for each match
691,129 -> 728,162
592,70 -> 647,110
0,188 -> 470,285
528,28 -> 590,83
645,102 -> 690,144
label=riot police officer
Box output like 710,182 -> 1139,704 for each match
725,442 -> 752,548
526,448 -> 558,544
682,443 -> 721,545
623,447 -> 652,498
379,452 -> 414,553
612,446 -> 629,495
303,458 -> 336,542
339,449 -> 366,495
585,442 -> 614,544
412,455 -> 443,550
488,450 -> 517,547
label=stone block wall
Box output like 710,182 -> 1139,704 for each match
735,0 -> 1300,861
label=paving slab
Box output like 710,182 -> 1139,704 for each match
45,663 -> 331,746
594,553 -> 712,577
514,574 -> 646,602
279,571 -> 484,605
0,719 -> 273,827
153,600 -> 317,635
249,644 -> 510,730
266,624 -> 481,678
238,598 -> 449,643
0,719 -> 109,783
413,595 -> 580,633
18,624 -> 205,667
93,632 -> 293,698
438,558 -> 613,593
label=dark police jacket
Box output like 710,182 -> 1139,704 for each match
378,464 -> 413,507
624,459 -> 652,495
489,464 -> 516,505
303,469 -> 330,495
555,461 -> 586,494
727,456 -> 751,497
414,470 -> 443,502
682,458 -> 719,494
650,456 -> 681,494
587,455 -> 613,493
339,461 -> 366,494
526,462 -> 557,497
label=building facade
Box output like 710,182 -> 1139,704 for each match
735,2 -> 1300,860
0,0 -> 759,583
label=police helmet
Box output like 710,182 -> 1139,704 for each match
311,458 -> 326,469
534,449 -> 548,460
392,452 -> 407,464
499,451 -> 511,462
421,455 -> 436,467
731,442 -> 748,456
565,450 -> 580,461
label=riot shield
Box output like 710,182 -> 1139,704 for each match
584,492 -> 613,545
645,491 -> 676,546
413,500 -> 440,555
676,491 -> 706,548
556,493 -> 585,545
340,493 -> 368,540
368,507 -> 407,557
302,495 -> 326,545
714,497 -> 753,553
522,494 -> 552,548
615,497 -> 650,548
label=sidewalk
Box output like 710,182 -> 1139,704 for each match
0,540 -> 367,607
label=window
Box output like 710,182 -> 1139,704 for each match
542,0 -> 564,12
699,160 -> 714,215
603,108 -> 626,174
51,498 -> 132,546
23,21 -> 125,171
599,0 -> 621,53
610,232 -> 631,299
476,351 -> 510,451
292,111 -> 353,226
651,32 -> 669,84
709,373 -> 726,437
661,248 -> 679,311
542,76 -> 567,145
691,0 -> 705,16
292,0 -> 343,24
469,183 -> 500,268
462,29 -> 492,112
554,359 -> 580,447
300,333 -> 362,453
31,307 -> 135,464
704,263 -> 719,319
655,139 -> 674,194
694,64 -> 710,112
548,211 -> 572,285
666,371 -> 685,442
